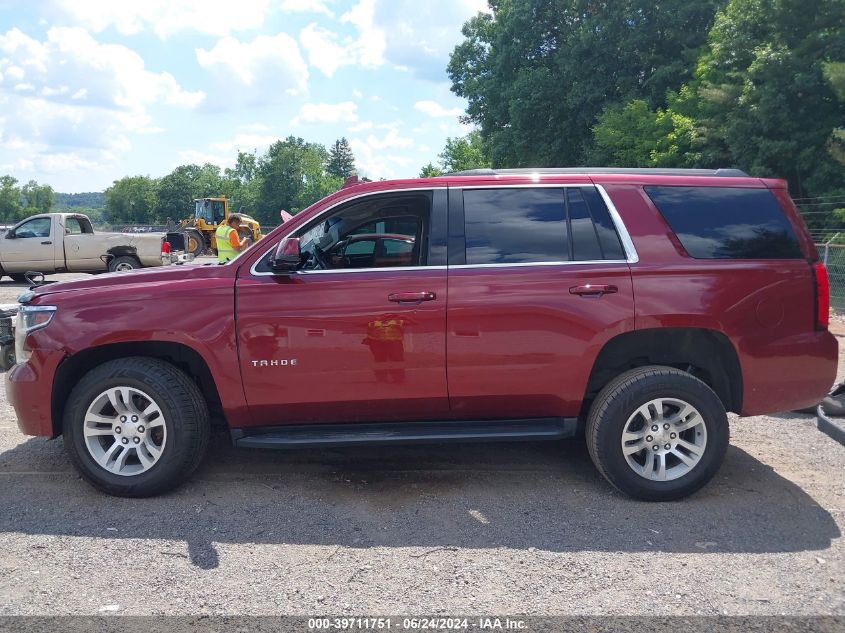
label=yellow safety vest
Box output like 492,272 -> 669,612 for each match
216,224 -> 238,263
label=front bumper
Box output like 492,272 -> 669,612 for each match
6,349 -> 64,437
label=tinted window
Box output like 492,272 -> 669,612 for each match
645,186 -> 802,259
567,189 -> 602,261
345,240 -> 376,256
580,187 -> 625,259
463,188 -> 569,264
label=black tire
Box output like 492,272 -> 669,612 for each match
184,229 -> 205,256
63,357 -> 210,497
9,273 -> 28,283
108,255 -> 141,272
0,343 -> 14,371
586,365 -> 729,501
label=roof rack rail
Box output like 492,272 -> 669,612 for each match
445,167 -> 749,177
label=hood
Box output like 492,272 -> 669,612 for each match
26,262 -> 229,301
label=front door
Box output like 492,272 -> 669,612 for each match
446,184 -> 636,419
236,189 -> 449,427
2,216 -> 57,273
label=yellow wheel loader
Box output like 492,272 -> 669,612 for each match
180,196 -> 263,256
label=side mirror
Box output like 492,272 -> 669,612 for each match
270,237 -> 302,273
5,231 -> 15,239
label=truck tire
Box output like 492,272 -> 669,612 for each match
108,255 -> 141,272
63,357 -> 210,497
586,365 -> 729,502
0,343 -> 14,371
9,273 -> 28,283
184,229 -> 205,256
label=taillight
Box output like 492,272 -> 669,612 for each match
161,241 -> 171,254
814,261 -> 830,330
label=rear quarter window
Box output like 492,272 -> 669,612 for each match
644,186 -> 803,259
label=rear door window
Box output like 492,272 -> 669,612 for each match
644,186 -> 802,259
463,188 -> 569,265
461,186 -> 626,265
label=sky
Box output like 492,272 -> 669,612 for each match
0,0 -> 487,193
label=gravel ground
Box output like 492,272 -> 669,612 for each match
0,272 -> 842,616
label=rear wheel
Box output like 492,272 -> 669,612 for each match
63,357 -> 210,497
108,255 -> 141,272
586,366 -> 729,501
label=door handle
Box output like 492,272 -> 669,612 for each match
41,241 -> 52,245
388,291 -> 436,304
569,284 -> 618,297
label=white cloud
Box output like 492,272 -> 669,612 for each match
0,26 -> 207,185
298,1 -> 387,78
414,100 -> 463,118
280,0 -> 334,17
177,149 -> 234,169
196,33 -> 308,102
0,27 -> 205,111
341,0 -> 488,80
299,23 -> 349,77
211,132 -> 278,153
349,126 -> 414,179
339,0 -> 386,68
53,0 -> 271,38
291,101 -> 358,125
348,120 -> 373,132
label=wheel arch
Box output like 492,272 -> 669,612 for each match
106,245 -> 139,259
583,328 -> 743,417
52,341 -> 225,437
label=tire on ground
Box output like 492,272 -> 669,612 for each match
586,365 -> 729,501
108,255 -> 141,272
63,357 -> 210,497
9,273 -> 28,283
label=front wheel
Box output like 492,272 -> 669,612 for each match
63,357 -> 210,497
586,366 -> 729,501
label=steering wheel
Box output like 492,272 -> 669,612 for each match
311,245 -> 331,270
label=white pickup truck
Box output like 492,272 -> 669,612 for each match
0,213 -> 188,281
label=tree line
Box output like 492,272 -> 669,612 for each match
446,0 -> 845,219
104,136 -> 357,227
0,176 -> 55,224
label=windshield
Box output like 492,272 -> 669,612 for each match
194,199 -> 225,224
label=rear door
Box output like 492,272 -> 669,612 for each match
445,184 -> 636,419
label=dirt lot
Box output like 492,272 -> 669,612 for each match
0,272 -> 842,616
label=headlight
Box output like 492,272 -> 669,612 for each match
15,305 -> 56,363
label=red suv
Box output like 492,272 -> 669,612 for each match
6,168 -> 837,500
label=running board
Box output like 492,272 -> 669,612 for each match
231,417 -> 578,450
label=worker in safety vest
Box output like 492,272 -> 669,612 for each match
215,214 -> 248,263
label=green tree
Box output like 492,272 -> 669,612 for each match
105,175 -> 158,224
21,180 -> 54,213
0,176 -> 22,223
448,0 -> 724,167
590,97 -> 702,167
156,163 -> 226,220
326,138 -> 356,179
256,136 -> 341,225
439,130 -> 490,172
693,0 -> 845,198
419,163 -> 444,177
